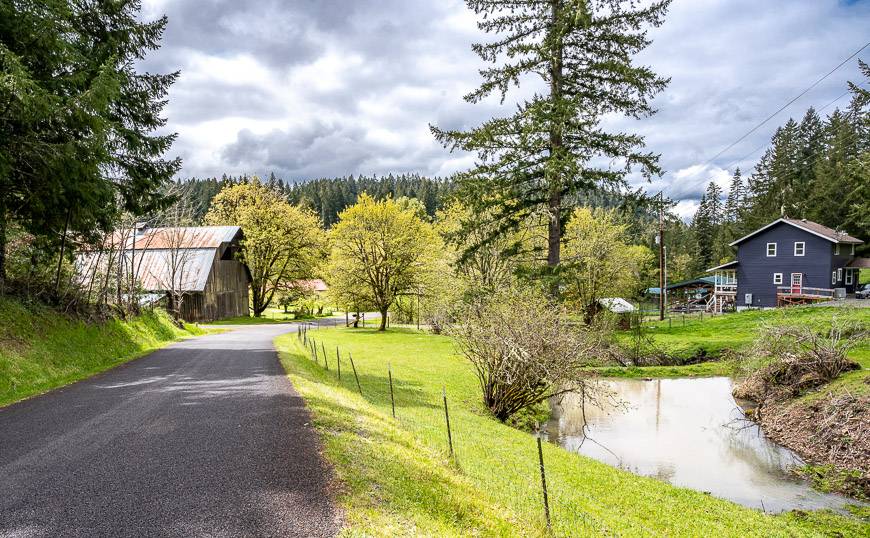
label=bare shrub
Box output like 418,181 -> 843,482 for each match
734,314 -> 867,403
448,286 -> 607,422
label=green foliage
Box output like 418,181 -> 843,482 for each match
562,207 -> 654,321
327,194 -> 442,330
205,180 -> 326,316
275,327 -> 867,537
0,0 -> 179,284
432,0 -> 671,269
0,296 -> 200,407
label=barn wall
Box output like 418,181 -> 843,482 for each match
180,248 -> 250,322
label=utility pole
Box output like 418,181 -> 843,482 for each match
658,192 -> 665,321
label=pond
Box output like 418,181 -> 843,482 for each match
543,377 -> 856,513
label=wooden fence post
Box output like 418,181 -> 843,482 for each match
442,387 -> 453,458
349,353 -> 363,395
536,427 -> 551,530
388,363 -> 396,418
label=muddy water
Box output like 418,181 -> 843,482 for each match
544,377 -> 856,513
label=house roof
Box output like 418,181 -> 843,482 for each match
598,298 -> 636,313
646,276 -> 716,295
847,257 -> 870,269
729,218 -> 863,246
292,279 -> 328,292
706,260 -> 739,272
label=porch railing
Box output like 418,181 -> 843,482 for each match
776,286 -> 835,298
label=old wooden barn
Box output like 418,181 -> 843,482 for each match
78,225 -> 251,322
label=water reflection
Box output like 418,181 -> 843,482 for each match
544,377 -> 856,513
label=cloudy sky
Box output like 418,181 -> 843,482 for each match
139,0 -> 870,218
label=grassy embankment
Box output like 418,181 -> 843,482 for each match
607,307 -> 870,389
276,326 -> 868,537
0,296 -> 206,407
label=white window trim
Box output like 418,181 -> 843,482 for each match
845,270 -> 853,285
832,271 -> 837,285
766,242 -> 777,257
837,268 -> 843,282
773,273 -> 783,284
834,244 -> 840,255
794,242 -> 805,256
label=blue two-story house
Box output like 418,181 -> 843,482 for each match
707,218 -> 865,310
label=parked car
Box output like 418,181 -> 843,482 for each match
856,284 -> 870,300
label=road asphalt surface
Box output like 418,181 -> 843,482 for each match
0,324 -> 340,537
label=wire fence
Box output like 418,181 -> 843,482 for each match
293,322 -> 667,536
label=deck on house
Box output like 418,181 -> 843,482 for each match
776,286 -> 835,306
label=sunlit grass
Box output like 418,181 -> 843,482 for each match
276,327 -> 868,537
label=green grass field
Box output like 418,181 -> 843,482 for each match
612,307 -> 870,393
276,327 -> 868,537
0,297 -> 205,407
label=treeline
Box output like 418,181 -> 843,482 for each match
680,63 -> 870,273
180,173 -> 455,227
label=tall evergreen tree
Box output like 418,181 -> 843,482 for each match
432,0 -> 671,271
0,0 -> 179,285
724,168 -> 743,224
691,191 -> 714,270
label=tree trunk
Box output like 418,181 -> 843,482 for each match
547,190 -> 561,268
379,307 -> 388,331
546,0 -> 565,270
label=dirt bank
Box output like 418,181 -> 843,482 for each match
739,387 -> 870,499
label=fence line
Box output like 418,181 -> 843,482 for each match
292,330 -> 624,533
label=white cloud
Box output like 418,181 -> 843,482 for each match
141,0 -> 870,208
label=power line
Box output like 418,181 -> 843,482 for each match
702,40 -> 870,168
718,81 -> 867,173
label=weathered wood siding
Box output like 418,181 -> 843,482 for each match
180,246 -> 250,322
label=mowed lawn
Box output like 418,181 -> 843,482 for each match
275,327 -> 868,537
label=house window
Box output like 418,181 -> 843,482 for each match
837,268 -> 843,282
773,273 -> 783,284
846,270 -> 853,285
766,243 -> 777,257
794,242 -> 805,256
851,244 -> 855,255
834,244 -> 840,255
832,271 -> 837,285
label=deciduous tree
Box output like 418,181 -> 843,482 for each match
327,194 -> 441,331
561,207 -> 653,322
205,181 -> 325,317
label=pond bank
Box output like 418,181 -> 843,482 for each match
745,390 -> 869,501
544,377 -> 858,514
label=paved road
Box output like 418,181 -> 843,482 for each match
0,324 -> 340,537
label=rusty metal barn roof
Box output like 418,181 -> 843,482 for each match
124,226 -> 241,250
77,249 -> 219,292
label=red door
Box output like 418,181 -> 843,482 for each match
790,273 -> 802,294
